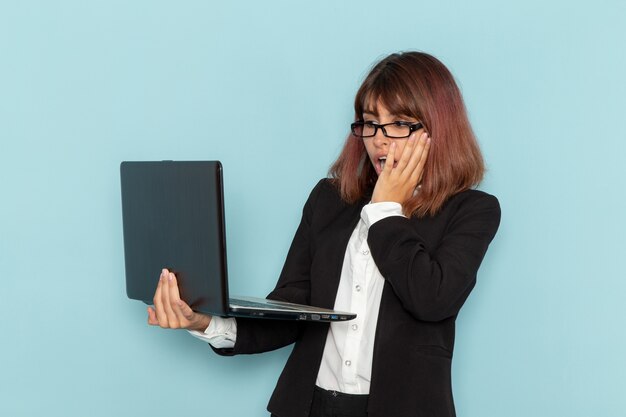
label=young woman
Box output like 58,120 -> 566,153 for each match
148,51 -> 501,417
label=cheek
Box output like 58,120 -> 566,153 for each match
394,141 -> 407,158
363,141 -> 376,162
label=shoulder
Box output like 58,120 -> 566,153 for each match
305,178 -> 345,207
446,189 -> 500,212
410,189 -> 500,230
313,178 -> 340,195
300,178 -> 365,228
438,188 -> 501,233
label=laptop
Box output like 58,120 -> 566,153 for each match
120,160 -> 356,322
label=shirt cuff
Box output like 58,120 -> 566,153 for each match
187,316 -> 237,349
360,201 -> 405,228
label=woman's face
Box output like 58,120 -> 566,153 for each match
362,101 -> 424,176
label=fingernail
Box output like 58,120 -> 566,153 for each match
168,273 -> 174,281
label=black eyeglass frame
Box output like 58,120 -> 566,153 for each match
350,121 -> 424,138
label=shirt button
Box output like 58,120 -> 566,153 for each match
362,249 -> 369,255
352,324 -> 358,331
355,285 -> 361,292
345,360 -> 352,366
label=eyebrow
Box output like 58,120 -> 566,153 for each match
362,110 -> 417,121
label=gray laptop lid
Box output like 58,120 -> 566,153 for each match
120,160 -> 229,315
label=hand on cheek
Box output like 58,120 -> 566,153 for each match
371,132 -> 431,205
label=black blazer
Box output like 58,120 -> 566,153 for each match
214,179 -> 501,417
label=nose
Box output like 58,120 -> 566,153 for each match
372,128 -> 389,148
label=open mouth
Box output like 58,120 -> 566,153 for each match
377,156 -> 398,173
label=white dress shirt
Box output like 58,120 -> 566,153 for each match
188,202 -> 405,395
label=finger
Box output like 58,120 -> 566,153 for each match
384,141 -> 397,174
417,136 -> 432,182
394,134 -> 417,174
404,132 -> 429,176
147,307 -> 159,326
411,134 -> 431,183
162,272 -> 180,328
168,272 -> 182,303
168,273 -> 193,326
154,270 -> 169,328
174,299 -> 197,327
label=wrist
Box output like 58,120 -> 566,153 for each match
189,314 -> 212,332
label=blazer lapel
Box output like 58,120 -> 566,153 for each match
314,197 -> 369,309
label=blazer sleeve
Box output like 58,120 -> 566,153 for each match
212,179 -> 325,356
367,192 -> 501,322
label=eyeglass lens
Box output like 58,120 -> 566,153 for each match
352,122 -> 413,138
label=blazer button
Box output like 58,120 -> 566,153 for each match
345,360 -> 352,366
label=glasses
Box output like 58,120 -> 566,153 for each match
350,121 -> 424,139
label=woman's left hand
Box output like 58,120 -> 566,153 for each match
371,132 -> 431,205
147,269 -> 212,332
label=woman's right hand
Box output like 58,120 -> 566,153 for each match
147,268 -> 212,332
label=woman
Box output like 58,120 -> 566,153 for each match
148,51 -> 501,417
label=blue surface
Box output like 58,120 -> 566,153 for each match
1,1 -> 625,416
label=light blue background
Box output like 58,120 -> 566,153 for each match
1,1 -> 625,416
